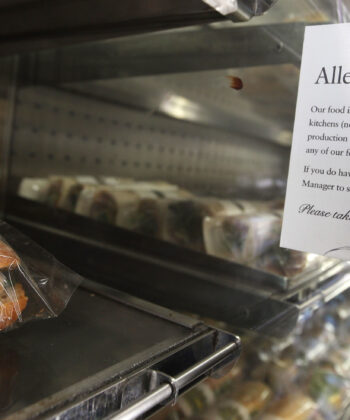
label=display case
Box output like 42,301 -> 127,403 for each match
0,0 -> 350,419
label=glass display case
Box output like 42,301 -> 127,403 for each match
0,0 -> 350,418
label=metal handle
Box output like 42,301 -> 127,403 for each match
109,340 -> 239,420
298,272 -> 350,313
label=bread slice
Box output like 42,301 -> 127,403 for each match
0,283 -> 28,330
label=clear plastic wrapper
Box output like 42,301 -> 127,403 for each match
18,178 -> 50,202
74,183 -> 191,235
0,221 -> 81,332
45,176 -> 99,211
252,248 -> 312,278
75,185 -> 139,226
163,198 -> 242,252
120,190 -> 163,236
204,212 -> 282,264
45,176 -> 78,208
123,189 -> 191,237
204,211 -> 332,280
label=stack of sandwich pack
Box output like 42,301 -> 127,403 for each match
18,176 -> 332,279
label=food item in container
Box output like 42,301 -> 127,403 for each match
119,190 -> 161,236
0,240 -> 21,269
61,182 -> 86,211
124,186 -> 193,237
0,222 -> 80,333
45,176 -> 77,208
18,178 -> 50,202
204,212 -> 282,263
0,240 -> 28,330
137,189 -> 193,236
133,193 -> 160,236
75,186 -> 139,225
60,176 -> 99,211
164,198 -> 242,251
262,394 -> 317,420
253,247 -> 309,278
74,184 -> 99,214
0,282 -> 28,331
91,189 -> 136,226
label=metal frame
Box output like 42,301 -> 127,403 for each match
109,341 -> 237,420
0,0 -> 275,57
0,56 -> 18,217
4,278 -> 240,420
6,197 -> 301,338
7,198 -> 350,339
19,22 -> 305,86
10,86 -> 287,194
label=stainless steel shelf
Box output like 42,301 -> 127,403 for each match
296,271 -> 350,314
5,197 -> 299,339
7,197 -> 350,341
0,0 -> 279,56
1,279 -> 240,420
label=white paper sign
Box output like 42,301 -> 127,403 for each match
281,23 -> 350,260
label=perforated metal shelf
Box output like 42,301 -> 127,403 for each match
10,86 -> 287,198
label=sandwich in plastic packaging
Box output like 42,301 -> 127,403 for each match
0,221 -> 81,332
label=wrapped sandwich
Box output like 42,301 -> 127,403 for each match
163,198 -> 242,252
119,190 -> 162,236
0,221 -> 80,332
45,176 -> 76,207
45,176 -> 99,211
59,176 -> 99,211
252,247 -> 310,278
0,240 -> 27,331
18,178 -> 50,203
204,212 -> 282,263
131,189 -> 194,238
75,186 -> 139,226
117,184 -> 192,237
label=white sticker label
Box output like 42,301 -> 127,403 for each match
281,23 -> 350,260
